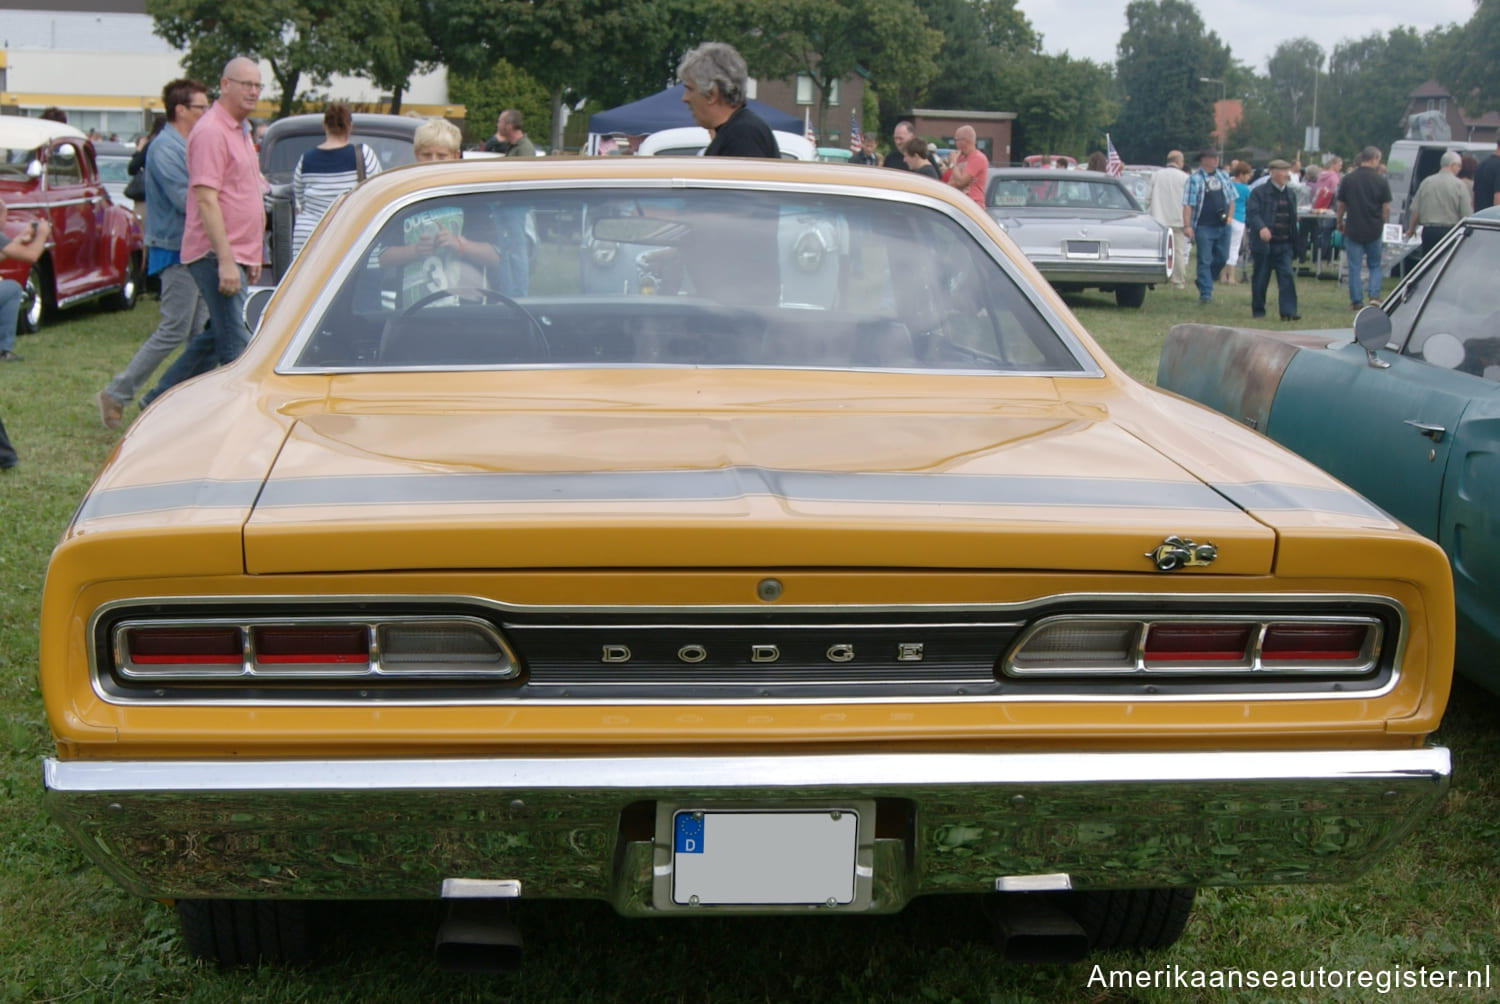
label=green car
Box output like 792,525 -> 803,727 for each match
1158,212 -> 1500,692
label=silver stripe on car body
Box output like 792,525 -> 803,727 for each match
74,479 -> 265,522
41,747 -> 1451,903
1209,481 -> 1394,521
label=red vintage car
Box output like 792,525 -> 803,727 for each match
1,117 -> 143,333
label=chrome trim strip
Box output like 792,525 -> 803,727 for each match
57,283 -> 123,310
43,747 -> 1452,793
84,593 -> 1410,706
272,178 -> 1104,377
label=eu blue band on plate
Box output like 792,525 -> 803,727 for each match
675,813 -> 705,854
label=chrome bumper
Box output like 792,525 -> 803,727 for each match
1034,260 -> 1167,285
43,748 -> 1449,913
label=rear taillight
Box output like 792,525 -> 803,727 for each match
115,617 -> 519,682
1007,615 -> 1380,678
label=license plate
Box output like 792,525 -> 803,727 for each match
668,809 -> 859,906
1064,240 -> 1102,258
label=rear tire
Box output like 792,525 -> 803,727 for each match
1114,283 -> 1147,308
176,899 -> 318,965
1066,887 -> 1195,950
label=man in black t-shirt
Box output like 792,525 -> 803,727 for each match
1473,139 -> 1500,212
1336,146 -> 1393,309
882,121 -> 915,170
678,42 -> 778,159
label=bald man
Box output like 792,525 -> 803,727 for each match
947,125 -> 989,206
180,56 -> 267,368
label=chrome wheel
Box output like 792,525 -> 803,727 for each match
19,265 -> 45,334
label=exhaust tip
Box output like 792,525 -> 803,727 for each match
434,900 -> 523,974
990,893 -> 1091,965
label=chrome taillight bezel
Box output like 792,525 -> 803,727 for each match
1004,614 -> 1384,678
113,615 -> 520,682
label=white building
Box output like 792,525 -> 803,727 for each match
0,1 -> 459,137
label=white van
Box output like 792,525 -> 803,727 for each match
1386,139 -> 1494,225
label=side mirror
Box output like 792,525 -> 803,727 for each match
243,286 -> 276,336
1352,305 -> 1392,369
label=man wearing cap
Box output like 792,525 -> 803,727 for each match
1245,159 -> 1306,321
1182,146 -> 1236,303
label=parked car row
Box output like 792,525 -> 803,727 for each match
0,117 -> 143,333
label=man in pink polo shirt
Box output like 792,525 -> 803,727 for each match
946,125 -> 989,206
181,55 -> 267,366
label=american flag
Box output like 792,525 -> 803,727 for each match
849,113 -> 861,154
1105,134 -> 1123,177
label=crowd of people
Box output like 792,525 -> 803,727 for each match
6,42 -> 1499,469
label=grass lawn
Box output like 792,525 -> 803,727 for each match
2,269 -> 1497,1003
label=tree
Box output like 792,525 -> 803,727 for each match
447,60 -> 552,146
1262,38 -> 1324,151
1323,28 -> 1436,157
1003,53 -> 1117,159
913,0 -> 1005,114
351,0 -> 441,114
973,0 -> 1038,53
147,0 -> 366,117
1112,0 -> 1229,162
1435,0 -> 1500,117
424,0 -> 707,150
715,0 -> 941,138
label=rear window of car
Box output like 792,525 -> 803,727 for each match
288,187 -> 1089,375
263,130 -> 416,179
988,178 -> 1138,211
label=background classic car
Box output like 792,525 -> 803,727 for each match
984,168 -> 1170,308
0,118 -> 143,332
1158,211 -> 1500,693
40,159 -> 1452,969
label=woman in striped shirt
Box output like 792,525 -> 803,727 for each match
291,102 -> 381,259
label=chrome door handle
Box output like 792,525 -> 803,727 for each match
1403,420 -> 1446,442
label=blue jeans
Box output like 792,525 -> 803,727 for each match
1250,241 -> 1297,317
139,322 -> 218,408
0,278 -> 21,353
1194,222 -> 1230,300
1344,237 -> 1382,305
491,206 -> 530,297
186,255 -> 250,366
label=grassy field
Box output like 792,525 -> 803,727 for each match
2,272 -> 1498,1003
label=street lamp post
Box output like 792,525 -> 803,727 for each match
1200,76 -> 1227,157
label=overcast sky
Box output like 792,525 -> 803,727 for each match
1015,0 -> 1477,75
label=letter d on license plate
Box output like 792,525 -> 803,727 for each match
668,809 -> 860,906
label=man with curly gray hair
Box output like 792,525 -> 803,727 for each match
677,42 -> 777,159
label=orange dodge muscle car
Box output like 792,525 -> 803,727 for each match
40,158 -> 1453,967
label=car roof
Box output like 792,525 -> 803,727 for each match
636,126 -> 817,161
262,113 -> 422,138
0,117 -> 89,148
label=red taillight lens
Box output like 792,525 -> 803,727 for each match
1262,624 -> 1369,661
253,626 -> 369,664
126,626 -> 243,664
1143,623 -> 1253,662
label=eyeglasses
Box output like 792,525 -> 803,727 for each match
227,78 -> 264,92
187,103 -> 211,112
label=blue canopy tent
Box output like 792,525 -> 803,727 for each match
588,84 -> 804,138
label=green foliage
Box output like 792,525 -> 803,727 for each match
349,0 -> 441,113
1001,53 -> 1117,161
1435,0 -> 1500,117
1113,0 -> 1228,163
1322,28 -> 1437,159
717,0 -> 941,138
1263,38 -> 1325,150
145,0 -> 367,117
446,60 -> 552,147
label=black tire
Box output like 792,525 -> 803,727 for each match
1066,887 -> 1195,950
18,263 -> 47,334
176,899 -> 318,965
104,255 -> 142,311
1114,283 -> 1147,308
